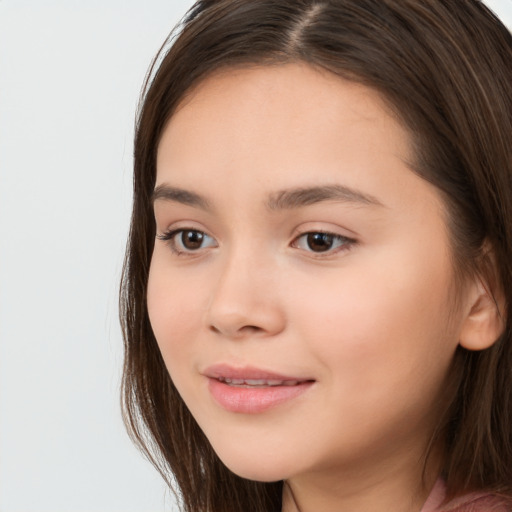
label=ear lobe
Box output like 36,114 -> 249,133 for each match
459,276 -> 505,351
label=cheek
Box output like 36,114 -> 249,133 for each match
281,256 -> 459,457
287,247 -> 459,395
146,256 -> 205,370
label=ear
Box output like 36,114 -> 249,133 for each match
459,252 -> 505,351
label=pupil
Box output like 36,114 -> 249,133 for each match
182,230 -> 203,250
307,233 -> 333,252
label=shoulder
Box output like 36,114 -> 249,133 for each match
441,493 -> 512,512
422,479 -> 512,512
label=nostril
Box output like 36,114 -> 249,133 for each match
244,325 -> 263,332
209,323 -> 264,337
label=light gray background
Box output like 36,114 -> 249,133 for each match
0,1 -> 511,511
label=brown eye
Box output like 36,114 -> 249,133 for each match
292,231 -> 355,254
157,228 -> 217,254
180,230 -> 205,250
306,233 -> 335,252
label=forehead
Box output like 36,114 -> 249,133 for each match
167,63 -> 403,133
156,63 -> 414,190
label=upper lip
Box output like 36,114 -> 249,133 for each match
203,364 -> 313,383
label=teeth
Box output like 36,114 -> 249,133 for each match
218,377 -> 301,387
245,379 -> 272,386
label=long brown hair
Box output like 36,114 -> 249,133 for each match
120,1 -> 512,510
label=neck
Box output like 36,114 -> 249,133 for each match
281,443 -> 441,512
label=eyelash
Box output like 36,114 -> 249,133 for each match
156,228 -> 217,256
291,231 -> 356,256
156,228 -> 356,257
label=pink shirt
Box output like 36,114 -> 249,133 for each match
421,479 -> 512,512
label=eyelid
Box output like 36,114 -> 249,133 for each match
156,227 -> 218,256
290,229 -> 357,256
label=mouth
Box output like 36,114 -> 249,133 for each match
216,377 -> 305,388
204,365 -> 315,414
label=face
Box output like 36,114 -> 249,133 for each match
147,64 -> 469,486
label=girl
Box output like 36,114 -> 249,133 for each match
120,1 -> 512,511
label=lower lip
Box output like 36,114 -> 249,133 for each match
207,378 -> 313,414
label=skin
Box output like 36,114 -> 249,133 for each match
147,63 -> 492,512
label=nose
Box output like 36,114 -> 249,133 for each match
205,250 -> 286,339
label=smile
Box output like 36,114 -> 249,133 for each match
217,377 -> 303,387
204,365 -> 315,414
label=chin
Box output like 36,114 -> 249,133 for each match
223,461 -> 287,483
212,443 -> 293,483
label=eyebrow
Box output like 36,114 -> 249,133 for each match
151,183 -> 384,211
266,184 -> 384,210
152,184 -> 211,211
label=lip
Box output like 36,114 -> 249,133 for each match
203,364 -> 315,414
